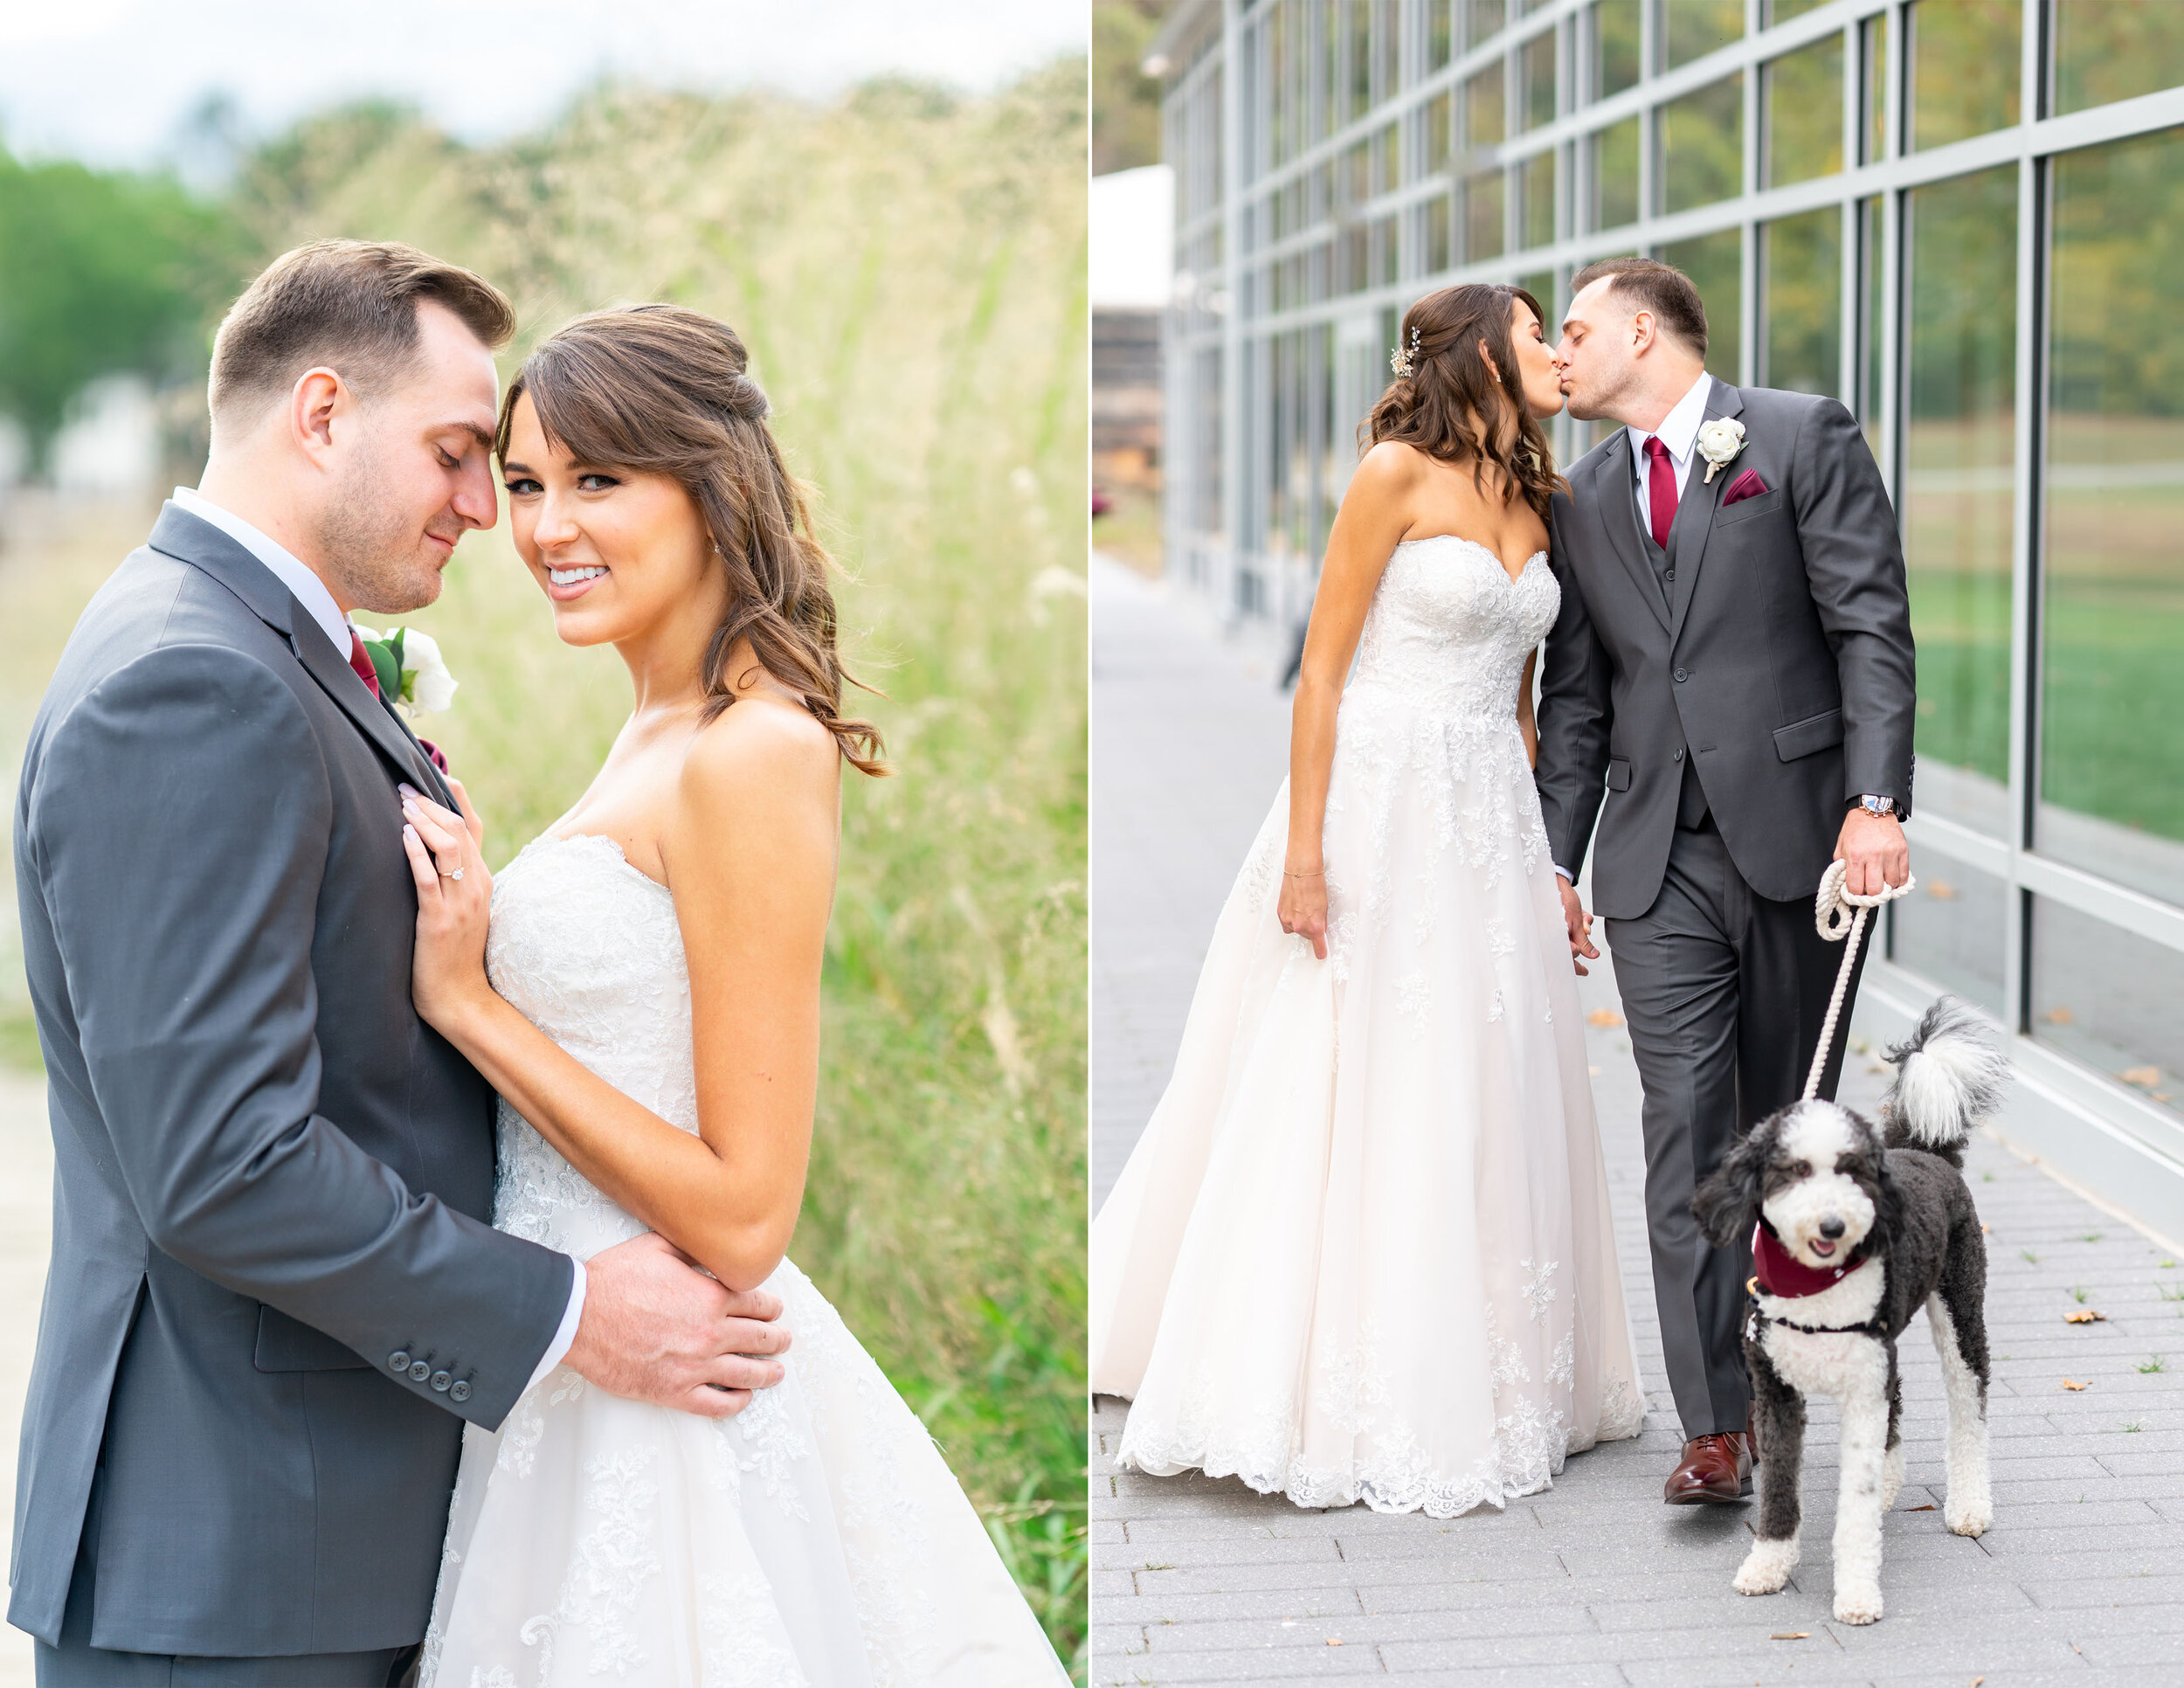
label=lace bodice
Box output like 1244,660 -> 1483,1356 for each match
485,832 -> 695,1258
1348,536 -> 1558,719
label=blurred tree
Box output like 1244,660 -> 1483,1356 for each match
1093,0 -> 1166,175
0,149 -> 245,472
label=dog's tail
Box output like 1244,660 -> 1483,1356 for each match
1881,995 -> 2008,1166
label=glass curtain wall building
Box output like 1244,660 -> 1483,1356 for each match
1152,0 -> 2184,1232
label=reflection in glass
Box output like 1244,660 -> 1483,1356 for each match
1662,77 -> 1743,214
1764,34 -> 1842,188
1762,207 -> 1840,398
1666,0 -> 1742,70
1861,13 -> 1888,164
1907,0 -> 2018,153
1593,0 -> 1641,101
2055,0 -> 2184,114
1523,31 -> 1557,131
1589,117 -> 1640,232
1520,151 -> 1556,250
1467,63 -> 1507,150
1903,167 -> 2014,834
1888,849 -> 2007,1017
2033,899 -> 2184,1123
2039,128 -> 2184,909
1465,168 -> 1506,260
1660,228 -> 1740,384
1464,0 -> 1507,51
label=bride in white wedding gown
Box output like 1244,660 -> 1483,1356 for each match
1091,284 -> 1643,1517
397,306 -> 1062,1685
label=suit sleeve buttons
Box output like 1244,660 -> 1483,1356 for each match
409,1360 -> 432,1383
388,1351 -> 411,1374
429,1370 -> 453,1393
448,1380 -> 472,1403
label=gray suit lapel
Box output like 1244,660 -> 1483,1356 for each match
149,502 -> 442,795
1592,432 -> 1671,635
1667,377 -> 1745,644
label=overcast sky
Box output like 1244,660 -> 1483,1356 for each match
0,0 -> 1087,173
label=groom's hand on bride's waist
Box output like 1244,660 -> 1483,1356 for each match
563,1230 -> 791,1419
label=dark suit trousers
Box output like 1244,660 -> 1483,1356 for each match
1604,822 -> 1867,1439
34,1466 -> 415,1687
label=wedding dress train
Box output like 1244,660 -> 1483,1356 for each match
1090,535 -> 1645,1517
421,833 -> 1065,1686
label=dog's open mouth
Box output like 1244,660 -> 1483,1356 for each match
1807,1238 -> 1838,1260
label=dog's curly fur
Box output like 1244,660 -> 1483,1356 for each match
1690,997 -> 2006,1625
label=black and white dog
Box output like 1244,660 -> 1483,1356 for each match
1690,997 -> 2008,1625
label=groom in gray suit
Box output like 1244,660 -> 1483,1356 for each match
11,241 -> 791,1684
1534,258 -> 1915,1506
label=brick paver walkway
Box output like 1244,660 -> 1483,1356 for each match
1089,553 -> 2184,1685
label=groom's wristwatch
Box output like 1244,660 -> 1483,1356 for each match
1853,794 -> 1896,818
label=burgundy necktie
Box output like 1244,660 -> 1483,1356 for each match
1643,434 -> 1678,550
348,626 -> 381,698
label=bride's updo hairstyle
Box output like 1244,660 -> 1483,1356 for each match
496,303 -> 886,775
1361,282 -> 1565,520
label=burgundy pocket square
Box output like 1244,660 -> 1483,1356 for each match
1721,468 -> 1769,506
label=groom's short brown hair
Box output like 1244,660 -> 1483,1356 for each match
209,239 -> 515,430
1570,256 -> 1709,357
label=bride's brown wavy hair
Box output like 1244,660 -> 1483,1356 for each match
1361,283 -> 1565,520
496,303 -> 887,775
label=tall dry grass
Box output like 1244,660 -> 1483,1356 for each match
3,63 -> 1089,1671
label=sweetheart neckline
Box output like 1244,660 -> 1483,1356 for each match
1391,534 -> 1548,585
528,829 -> 674,897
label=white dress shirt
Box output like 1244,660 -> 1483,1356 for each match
1623,370 -> 1717,536
169,487 -> 587,1392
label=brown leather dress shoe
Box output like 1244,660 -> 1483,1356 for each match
1663,1432 -> 1752,1505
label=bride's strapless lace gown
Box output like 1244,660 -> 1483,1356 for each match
1090,536 -> 1645,1516
420,834 -> 1065,1687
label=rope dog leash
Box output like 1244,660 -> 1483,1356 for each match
1801,857 -> 1914,1102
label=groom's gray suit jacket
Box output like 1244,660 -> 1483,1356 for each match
9,504 -> 572,1656
1534,380 -> 1917,919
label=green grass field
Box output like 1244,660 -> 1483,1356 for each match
0,64 -> 1089,1673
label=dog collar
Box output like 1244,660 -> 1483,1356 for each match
1750,1220 -> 1854,1299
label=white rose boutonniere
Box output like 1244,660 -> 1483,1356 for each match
1696,418 -> 1747,484
354,626 -> 459,716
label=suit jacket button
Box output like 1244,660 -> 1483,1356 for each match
449,1380 -> 472,1403
388,1351 -> 411,1374
1664,568 -> 1676,582
430,1370 -> 453,1393
409,1360 -> 432,1383
1673,667 -> 1688,682
1674,746 -> 1685,762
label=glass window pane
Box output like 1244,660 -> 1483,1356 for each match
1661,75 -> 1744,214
1888,847 -> 2007,1017
1762,206 -> 1841,398
1426,192 -> 1454,272
1520,269 -> 1558,329
1427,93 -> 1454,175
1589,116 -> 1641,231
1520,150 -> 1557,249
1467,62 -> 1507,149
1464,0 -> 1507,51
2056,0 -> 2184,114
1660,228 -> 1741,384
2033,899 -> 2184,1122
1465,167 -> 1506,260
1522,31 -> 1557,131
1858,196 -> 1884,460
1666,0 -> 1742,70
1861,13 -> 1889,164
1767,0 -> 1830,21
1907,0 -> 2019,153
1427,0 -> 1454,74
1381,121 -> 1402,191
1593,0 -> 1641,101
2039,128 -> 2184,909
1904,166 -> 2015,835
1764,33 -> 1843,188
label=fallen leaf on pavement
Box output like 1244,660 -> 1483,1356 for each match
1586,1008 -> 1623,1027
1770,1632 -> 1809,1641
2122,1066 -> 2161,1088
1906,1504 -> 1936,1512
2065,1311 -> 2106,1324
1326,1638 -> 1343,1647
2062,1379 -> 2089,1391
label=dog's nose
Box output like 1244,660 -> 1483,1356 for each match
1820,1216 -> 1847,1239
